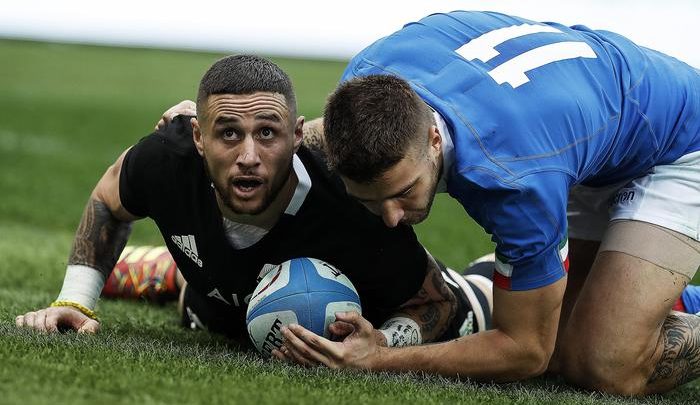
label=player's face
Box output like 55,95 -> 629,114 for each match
342,133 -> 442,228
193,92 -> 302,216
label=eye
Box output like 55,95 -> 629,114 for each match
398,186 -> 414,198
259,127 -> 275,139
222,128 -> 237,140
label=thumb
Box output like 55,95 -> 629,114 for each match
77,319 -> 100,334
58,308 -> 100,333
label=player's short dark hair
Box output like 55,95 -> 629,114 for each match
323,74 -> 433,183
197,54 -> 296,120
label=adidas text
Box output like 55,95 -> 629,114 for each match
171,234 -> 203,268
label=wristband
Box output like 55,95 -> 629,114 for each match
50,300 -> 99,320
55,264 -> 105,312
378,317 -> 422,347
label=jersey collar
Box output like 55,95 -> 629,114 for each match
284,154 -> 312,215
434,110 -> 454,194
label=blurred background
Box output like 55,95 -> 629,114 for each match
2,0 -> 699,64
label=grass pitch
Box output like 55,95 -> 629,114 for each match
0,39 -> 698,404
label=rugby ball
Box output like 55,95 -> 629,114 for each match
246,257 -> 362,357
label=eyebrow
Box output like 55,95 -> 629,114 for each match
213,113 -> 283,126
347,178 -> 418,203
213,116 -> 238,125
255,112 -> 283,123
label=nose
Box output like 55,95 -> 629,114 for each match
380,200 -> 404,228
236,136 -> 260,168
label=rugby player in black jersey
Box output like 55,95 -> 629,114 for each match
15,55 -> 493,350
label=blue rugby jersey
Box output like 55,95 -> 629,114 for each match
341,11 -> 700,290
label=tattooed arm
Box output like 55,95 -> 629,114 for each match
69,149 -> 138,274
374,254 -> 458,346
647,312 -> 700,394
302,118 -> 325,153
15,149 -> 140,333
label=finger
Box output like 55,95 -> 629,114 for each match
284,324 -> 339,365
15,315 -> 24,328
23,312 -> 36,329
329,321 -> 355,338
282,339 -> 319,367
33,310 -> 49,332
77,319 -> 100,334
271,345 -> 295,363
271,348 -> 287,362
281,325 -> 324,366
44,311 -> 60,333
335,311 -> 372,335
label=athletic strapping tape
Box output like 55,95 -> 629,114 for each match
379,317 -> 422,347
54,264 -> 105,315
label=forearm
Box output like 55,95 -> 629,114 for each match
372,328 -> 548,382
380,257 -> 457,345
302,118 -> 324,152
373,278 -> 566,381
68,197 -> 132,277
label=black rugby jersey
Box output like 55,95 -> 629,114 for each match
119,115 -> 428,338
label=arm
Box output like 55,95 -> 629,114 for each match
280,276 -> 565,382
371,253 -> 457,346
15,149 -> 140,333
302,118 -> 324,152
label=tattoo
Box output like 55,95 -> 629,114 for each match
398,258 -> 458,341
431,265 -> 458,327
648,313 -> 700,388
419,302 -> 440,333
68,198 -> 132,277
302,118 -> 325,153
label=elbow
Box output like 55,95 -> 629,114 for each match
501,339 -> 554,381
516,348 -> 551,379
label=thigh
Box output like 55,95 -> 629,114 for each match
560,221 -> 697,391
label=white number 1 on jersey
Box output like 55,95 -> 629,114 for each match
456,23 -> 597,88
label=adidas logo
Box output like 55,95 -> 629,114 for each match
171,234 -> 203,268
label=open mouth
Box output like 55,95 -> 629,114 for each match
232,177 -> 264,193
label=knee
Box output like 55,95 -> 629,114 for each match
558,341 -> 653,396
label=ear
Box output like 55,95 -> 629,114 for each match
427,125 -> 442,159
191,117 -> 205,157
292,116 -> 305,153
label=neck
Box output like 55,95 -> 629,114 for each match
217,170 -> 299,230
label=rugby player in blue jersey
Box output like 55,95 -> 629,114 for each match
279,11 -> 700,396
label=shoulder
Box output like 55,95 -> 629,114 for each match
124,115 -> 201,175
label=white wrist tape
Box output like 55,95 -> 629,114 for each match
379,317 -> 422,347
55,265 -> 106,310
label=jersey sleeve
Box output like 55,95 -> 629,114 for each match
119,140 -> 151,218
119,116 -> 194,218
453,170 -> 571,291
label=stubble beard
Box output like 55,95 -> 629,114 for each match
203,156 -> 293,216
404,157 -> 442,225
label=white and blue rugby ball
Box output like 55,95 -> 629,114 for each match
246,257 -> 362,357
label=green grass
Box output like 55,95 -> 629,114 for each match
0,39 -> 697,404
